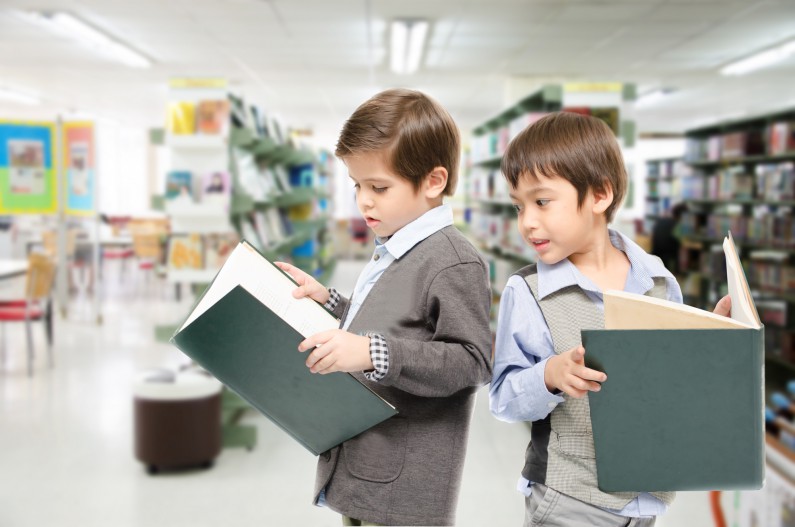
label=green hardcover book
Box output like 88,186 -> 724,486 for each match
582,232 -> 764,492
171,241 -> 397,456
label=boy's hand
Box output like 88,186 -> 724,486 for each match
274,261 -> 330,305
713,294 -> 731,317
544,346 -> 606,399
298,329 -> 374,374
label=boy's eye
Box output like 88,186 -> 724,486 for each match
536,199 -> 550,207
373,186 -> 387,194
512,204 -> 522,214
353,183 -> 360,190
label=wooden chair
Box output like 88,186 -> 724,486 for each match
0,253 -> 56,376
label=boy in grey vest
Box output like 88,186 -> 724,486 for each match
488,112 -> 731,526
276,89 -> 492,526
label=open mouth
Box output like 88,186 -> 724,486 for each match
365,216 -> 380,228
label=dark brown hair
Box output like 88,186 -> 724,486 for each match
335,89 -> 460,196
501,111 -> 627,222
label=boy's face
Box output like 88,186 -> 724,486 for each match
345,153 -> 433,238
509,171 -> 602,265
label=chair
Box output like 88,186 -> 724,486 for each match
0,253 -> 56,376
131,231 -> 165,293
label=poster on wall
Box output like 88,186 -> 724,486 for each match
63,121 -> 95,216
0,121 -> 56,214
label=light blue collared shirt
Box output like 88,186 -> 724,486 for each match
489,229 -> 682,518
342,203 -> 454,330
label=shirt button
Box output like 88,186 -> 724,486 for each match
374,254 -> 380,261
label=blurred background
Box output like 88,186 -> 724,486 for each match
0,1 -> 793,525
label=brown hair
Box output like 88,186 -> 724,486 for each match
501,111 -> 627,222
335,89 -> 460,196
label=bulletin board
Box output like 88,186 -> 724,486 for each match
0,120 -> 57,214
63,121 -> 96,216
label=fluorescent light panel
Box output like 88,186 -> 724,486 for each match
721,39 -> 795,76
0,88 -> 40,106
390,19 -> 429,74
636,88 -> 675,107
26,11 -> 151,69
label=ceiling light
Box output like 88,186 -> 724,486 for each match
24,11 -> 151,69
390,19 -> 429,74
0,88 -> 41,106
721,39 -> 795,76
635,88 -> 676,107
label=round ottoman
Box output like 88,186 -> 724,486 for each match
133,369 -> 223,474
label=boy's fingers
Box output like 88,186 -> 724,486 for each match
579,366 -> 607,383
298,330 -> 336,352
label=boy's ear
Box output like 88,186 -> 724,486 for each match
423,167 -> 448,199
591,185 -> 614,215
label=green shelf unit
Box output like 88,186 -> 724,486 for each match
472,84 -> 563,136
221,388 -> 257,450
689,152 -> 795,169
154,324 -> 179,344
274,188 -> 320,207
229,126 -> 256,147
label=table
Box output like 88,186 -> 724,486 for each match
0,259 -> 28,280
0,259 -> 28,301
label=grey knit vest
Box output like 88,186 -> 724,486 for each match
517,264 -> 675,510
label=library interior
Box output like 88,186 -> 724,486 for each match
0,1 -> 794,526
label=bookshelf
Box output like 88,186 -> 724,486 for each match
226,95 -> 335,284
669,109 -> 795,524
673,108 -> 795,361
163,84 -> 236,287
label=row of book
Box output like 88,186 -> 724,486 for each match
468,209 -> 536,262
665,162 -> 795,202
229,94 -> 290,146
468,167 -> 511,202
680,211 -> 795,247
167,232 -> 238,272
233,147 -> 294,202
685,120 -> 795,162
166,99 -> 230,136
165,170 -> 231,208
469,107 -> 621,165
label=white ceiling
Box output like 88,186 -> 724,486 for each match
0,0 -> 794,146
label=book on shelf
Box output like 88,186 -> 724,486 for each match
166,101 -> 196,135
590,107 -> 620,136
201,171 -> 231,209
581,232 -> 764,492
196,99 -> 230,135
228,94 -> 249,130
165,171 -> 194,201
168,233 -> 204,270
170,241 -> 398,455
204,232 -> 239,271
233,148 -> 266,201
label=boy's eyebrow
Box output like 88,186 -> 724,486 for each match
510,186 -> 555,199
348,174 -> 391,185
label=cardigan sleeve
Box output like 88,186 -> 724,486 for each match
378,261 -> 493,397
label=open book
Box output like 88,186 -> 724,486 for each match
171,241 -> 397,455
603,232 -> 760,330
581,232 -> 764,492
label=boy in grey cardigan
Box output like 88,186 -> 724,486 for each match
276,89 -> 492,526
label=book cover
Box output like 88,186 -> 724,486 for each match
168,233 -> 204,270
204,232 -> 238,271
196,99 -> 230,135
581,232 -> 764,492
165,171 -> 194,201
166,101 -> 196,135
201,171 -> 231,209
170,242 -> 397,455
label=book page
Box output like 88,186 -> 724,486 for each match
604,290 -> 755,330
180,241 -> 339,336
723,232 -> 762,329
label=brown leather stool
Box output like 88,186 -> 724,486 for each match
133,370 -> 223,474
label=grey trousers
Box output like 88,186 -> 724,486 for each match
525,484 -> 656,527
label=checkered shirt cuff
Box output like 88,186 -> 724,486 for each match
324,287 -> 341,310
363,332 -> 389,382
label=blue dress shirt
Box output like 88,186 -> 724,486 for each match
489,229 -> 683,518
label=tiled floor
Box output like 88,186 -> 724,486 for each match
0,260 -> 721,526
